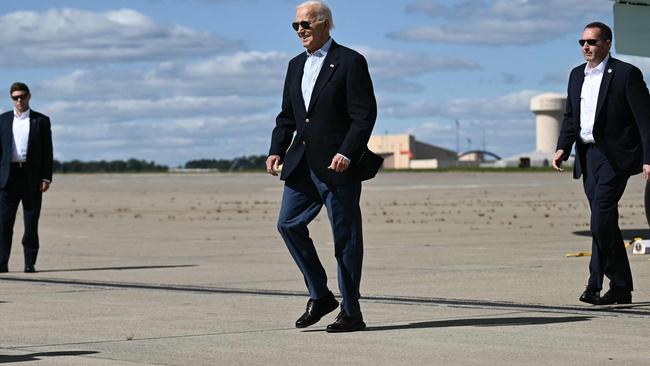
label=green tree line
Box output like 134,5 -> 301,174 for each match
53,159 -> 168,173
184,155 -> 266,171
52,155 -> 268,173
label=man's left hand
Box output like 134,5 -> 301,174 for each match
328,153 -> 350,173
40,181 -> 50,193
643,164 -> 650,182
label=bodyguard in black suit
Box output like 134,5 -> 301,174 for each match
553,22 -> 650,305
0,82 -> 53,273
266,1 -> 381,332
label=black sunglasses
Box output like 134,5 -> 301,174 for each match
578,39 -> 600,47
11,94 -> 29,101
292,20 -> 323,31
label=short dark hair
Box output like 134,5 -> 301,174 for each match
585,22 -> 612,41
10,82 -> 30,95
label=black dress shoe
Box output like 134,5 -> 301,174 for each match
326,311 -> 366,333
599,288 -> 632,305
579,289 -> 600,305
24,265 -> 36,273
295,292 -> 339,328
0,264 -> 7,273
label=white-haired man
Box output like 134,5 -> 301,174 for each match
266,1 -> 382,332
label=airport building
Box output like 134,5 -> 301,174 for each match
370,92 -> 569,169
367,134 -> 457,169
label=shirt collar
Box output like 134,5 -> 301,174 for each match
306,37 -> 332,58
585,54 -> 610,75
13,108 -> 30,119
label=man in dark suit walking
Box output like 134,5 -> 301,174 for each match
266,1 -> 381,332
0,82 -> 53,273
553,22 -> 650,305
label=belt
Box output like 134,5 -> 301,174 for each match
581,142 -> 598,149
11,161 -> 26,168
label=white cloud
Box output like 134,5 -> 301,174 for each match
38,46 -> 480,101
0,8 -> 238,66
381,89 -> 540,119
38,51 -> 289,99
53,113 -> 274,165
438,89 -> 540,119
356,46 -> 482,94
33,43 -> 484,164
358,47 -> 481,78
390,0 -> 611,45
43,96 -> 274,122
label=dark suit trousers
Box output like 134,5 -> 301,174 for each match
277,158 -> 364,317
0,164 -> 42,267
580,145 -> 632,292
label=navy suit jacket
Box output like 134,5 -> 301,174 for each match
0,110 -> 53,190
557,57 -> 650,179
269,40 -> 381,185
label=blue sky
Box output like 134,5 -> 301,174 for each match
0,0 -> 646,166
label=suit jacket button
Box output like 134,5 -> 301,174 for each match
302,141 -> 305,145
305,118 -> 310,123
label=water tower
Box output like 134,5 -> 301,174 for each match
530,93 -> 566,155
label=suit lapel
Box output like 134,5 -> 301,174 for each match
27,112 -> 38,155
573,66 -> 585,122
595,58 -> 615,121
307,42 -> 339,114
2,113 -> 13,155
293,53 -> 308,116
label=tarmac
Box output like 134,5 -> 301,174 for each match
1,171 -> 649,365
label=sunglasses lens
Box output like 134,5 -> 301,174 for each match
579,39 -> 599,46
292,21 -> 311,31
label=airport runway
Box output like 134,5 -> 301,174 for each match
1,172 -> 649,365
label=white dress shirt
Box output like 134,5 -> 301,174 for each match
580,55 -> 609,143
300,38 -> 349,163
12,109 -> 30,162
302,37 -> 332,110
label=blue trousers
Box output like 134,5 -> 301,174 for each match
581,145 -> 632,292
277,160 -> 363,316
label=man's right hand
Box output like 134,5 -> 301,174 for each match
266,155 -> 282,176
552,149 -> 565,172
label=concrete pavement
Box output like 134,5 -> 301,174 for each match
1,172 -> 649,365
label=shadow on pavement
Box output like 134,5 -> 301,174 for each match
35,264 -> 197,273
573,229 -> 650,239
588,301 -> 650,311
361,316 -> 593,332
0,351 -> 98,364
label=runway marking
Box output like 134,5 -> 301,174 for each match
2,276 -> 649,318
